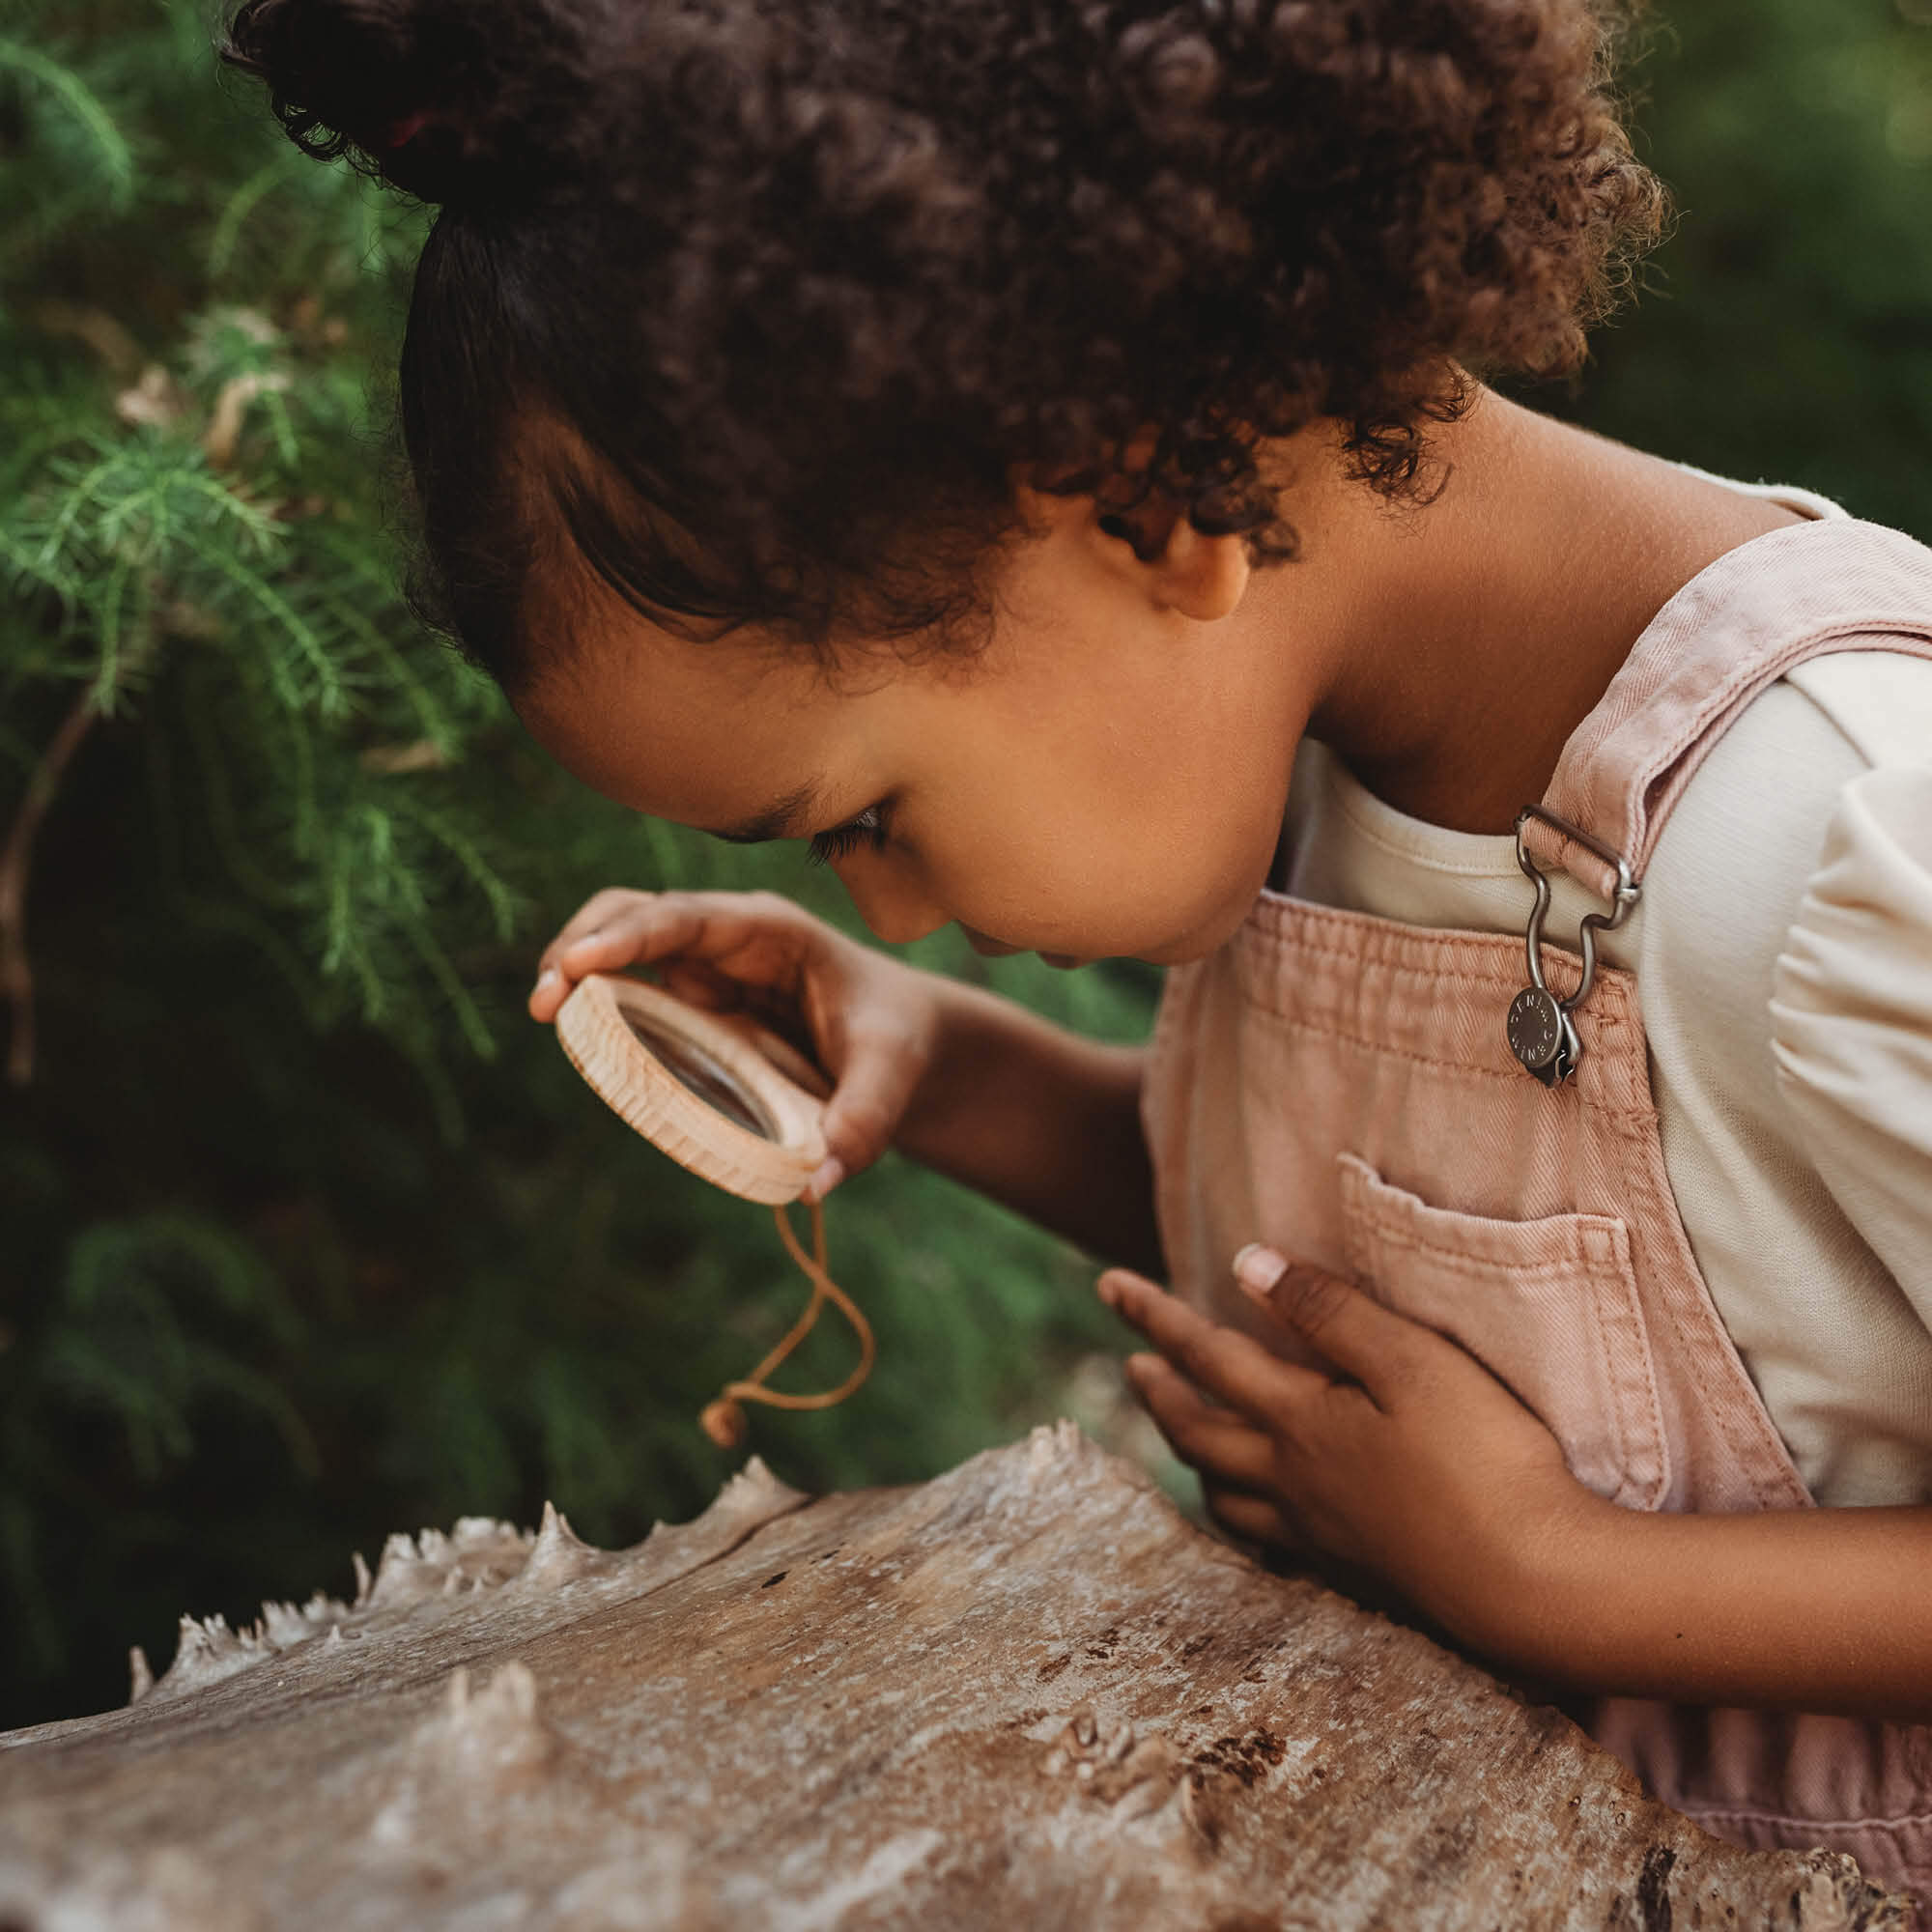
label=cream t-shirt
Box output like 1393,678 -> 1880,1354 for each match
1281,483 -> 1932,1508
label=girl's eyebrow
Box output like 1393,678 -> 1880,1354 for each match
706,779 -> 826,844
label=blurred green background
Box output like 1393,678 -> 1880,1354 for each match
2,0 -> 1926,1728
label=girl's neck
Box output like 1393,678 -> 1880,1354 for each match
1298,391 -> 1804,837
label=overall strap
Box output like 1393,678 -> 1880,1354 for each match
1520,519 -> 1932,902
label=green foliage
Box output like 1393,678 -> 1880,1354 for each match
0,0 -> 1151,1728
0,32 -> 136,252
43,1213 -> 311,1485
1540,0 -> 1932,538
2,0 -> 1927,1729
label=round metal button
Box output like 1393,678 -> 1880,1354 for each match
1506,985 -> 1565,1072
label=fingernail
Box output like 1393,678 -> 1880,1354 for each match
805,1156 -> 845,1203
1233,1242 -> 1289,1294
1095,1275 -> 1120,1310
534,968 -> 559,992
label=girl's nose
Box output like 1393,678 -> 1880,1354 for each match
837,859 -> 951,947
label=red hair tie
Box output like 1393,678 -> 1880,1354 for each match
380,110 -> 430,150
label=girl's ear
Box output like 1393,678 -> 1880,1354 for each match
1014,475 -> 1251,621
1094,495 -> 1251,623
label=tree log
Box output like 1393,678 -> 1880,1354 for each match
0,1425 -> 1907,1929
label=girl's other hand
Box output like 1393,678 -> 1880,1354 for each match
529,889 -> 943,1199
1096,1248 -> 1603,1658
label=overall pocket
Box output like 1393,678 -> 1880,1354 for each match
1337,1152 -> 1670,1511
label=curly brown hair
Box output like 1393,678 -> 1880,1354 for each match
223,0 -> 1663,687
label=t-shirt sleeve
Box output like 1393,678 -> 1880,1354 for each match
1770,763 -> 1932,1326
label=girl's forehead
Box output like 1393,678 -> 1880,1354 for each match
519,616 -> 829,804
530,553 -> 1005,724
518,600 -> 1011,830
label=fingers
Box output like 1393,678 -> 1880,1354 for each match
530,888 -> 939,1203
1201,1483 -> 1299,1551
530,888 -> 636,1019
815,1023 -> 925,1194
1232,1245 -> 1423,1406
1122,1352 -> 1278,1492
528,889 -> 810,1022
655,958 -> 743,1014
1122,1351 -> 1299,1551
531,888 -> 672,1020
1097,1268 -> 1329,1425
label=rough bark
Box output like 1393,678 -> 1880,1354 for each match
0,1425 -> 1908,1930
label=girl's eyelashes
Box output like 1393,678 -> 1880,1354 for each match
806,803 -> 892,867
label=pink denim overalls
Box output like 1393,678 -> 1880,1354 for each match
1142,516 -> 1932,1904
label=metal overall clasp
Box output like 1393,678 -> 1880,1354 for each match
1506,806 -> 1641,1088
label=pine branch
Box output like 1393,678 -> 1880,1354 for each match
0,39 -> 135,213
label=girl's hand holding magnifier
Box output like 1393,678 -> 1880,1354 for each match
530,889 -> 944,1203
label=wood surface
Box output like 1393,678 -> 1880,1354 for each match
0,1426 -> 1907,1930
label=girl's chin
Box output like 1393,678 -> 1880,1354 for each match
1131,903 -> 1263,967
961,887 -> 1258,971
1043,908 -> 1253,971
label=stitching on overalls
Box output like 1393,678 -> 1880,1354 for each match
1685,1803 -> 1932,1835
1349,1215 -> 1620,1279
1616,1178 -> 1813,1514
1615,623 -> 1932,865
1254,1009 -> 1662,1143
1240,917 -> 1609,982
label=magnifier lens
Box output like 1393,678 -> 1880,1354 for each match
623,1012 -> 779,1141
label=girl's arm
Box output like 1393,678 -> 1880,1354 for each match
1507,1498 -> 1932,1719
896,977 -> 1160,1276
532,889 -> 1160,1270
1099,1251 -> 1932,1720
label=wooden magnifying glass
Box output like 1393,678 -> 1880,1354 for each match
554,974 -> 872,1444
555,974 -> 831,1204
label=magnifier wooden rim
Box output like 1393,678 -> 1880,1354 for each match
554,974 -> 829,1205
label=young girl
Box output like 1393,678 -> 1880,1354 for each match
226,0 -> 1932,1899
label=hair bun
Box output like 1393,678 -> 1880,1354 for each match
222,0 -> 589,204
